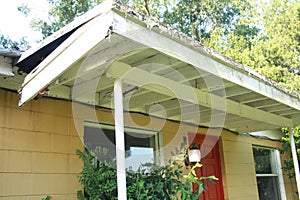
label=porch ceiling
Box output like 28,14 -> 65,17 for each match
14,2 -> 300,134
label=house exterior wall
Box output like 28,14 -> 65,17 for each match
0,89 -> 297,199
0,89 -> 83,200
221,131 -> 297,200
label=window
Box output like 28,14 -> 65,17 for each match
84,121 -> 161,171
252,146 -> 286,200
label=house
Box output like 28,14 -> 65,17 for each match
1,0 -> 300,199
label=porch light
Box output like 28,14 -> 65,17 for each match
184,143 -> 201,166
189,148 -> 201,163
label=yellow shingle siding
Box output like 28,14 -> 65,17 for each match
0,89 -> 82,199
0,89 -> 297,199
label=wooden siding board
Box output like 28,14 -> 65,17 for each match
0,89 -> 297,199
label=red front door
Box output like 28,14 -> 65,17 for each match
188,133 -> 224,200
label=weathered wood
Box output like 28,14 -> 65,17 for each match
113,12 -> 300,113
106,61 -> 293,128
19,11 -> 114,106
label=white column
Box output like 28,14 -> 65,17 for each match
114,80 -> 127,200
289,128 -> 300,199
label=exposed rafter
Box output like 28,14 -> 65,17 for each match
19,11 -> 115,106
17,7 -> 300,134
113,12 -> 300,113
106,61 -> 294,128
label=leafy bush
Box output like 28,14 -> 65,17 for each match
76,137 -> 218,200
41,196 -> 51,200
76,147 -> 117,200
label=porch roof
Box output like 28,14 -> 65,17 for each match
14,0 -> 300,134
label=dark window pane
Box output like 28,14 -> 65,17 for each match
257,177 -> 280,200
84,126 -> 116,162
253,147 -> 272,174
84,126 -> 156,170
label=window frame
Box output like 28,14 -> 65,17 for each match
252,145 -> 287,200
84,120 -> 164,167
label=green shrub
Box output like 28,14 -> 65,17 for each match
76,137 -> 217,200
42,196 -> 51,200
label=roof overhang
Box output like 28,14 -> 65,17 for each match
16,0 -> 300,134
0,48 -> 21,76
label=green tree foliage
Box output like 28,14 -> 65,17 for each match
208,0 -> 300,93
281,127 -> 300,179
19,0 -> 104,39
162,0 -> 254,42
256,0 -> 300,92
0,34 -> 29,50
120,0 -> 167,18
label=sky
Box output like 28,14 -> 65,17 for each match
0,0 -> 50,46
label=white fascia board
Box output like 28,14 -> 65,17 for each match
112,12 -> 300,113
19,11 -> 114,106
249,129 -> 283,140
17,0 -> 114,64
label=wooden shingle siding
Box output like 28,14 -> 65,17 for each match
0,89 -> 297,199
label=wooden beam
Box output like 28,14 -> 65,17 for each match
228,92 -> 268,104
98,62 -> 195,107
112,12 -> 300,112
154,104 -> 206,118
131,53 -> 181,68
274,109 -> 299,116
51,35 -> 144,89
104,68 -> 211,109
106,61 -> 293,127
246,99 -> 281,109
47,85 -> 71,99
262,105 -> 292,113
235,122 -> 279,133
0,73 -> 25,91
213,85 -> 251,98
19,11 -> 114,106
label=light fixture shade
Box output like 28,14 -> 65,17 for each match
189,149 -> 201,163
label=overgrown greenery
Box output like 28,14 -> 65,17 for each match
76,137 -> 218,200
0,34 -> 28,50
281,127 -> 300,179
208,0 -> 300,94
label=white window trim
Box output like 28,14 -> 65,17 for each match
84,120 -> 164,165
253,146 -> 287,200
273,149 -> 287,200
256,174 -> 278,177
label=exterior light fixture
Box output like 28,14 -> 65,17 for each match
189,148 -> 201,163
184,143 -> 201,166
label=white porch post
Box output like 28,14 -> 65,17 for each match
114,80 -> 127,200
289,127 -> 300,199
